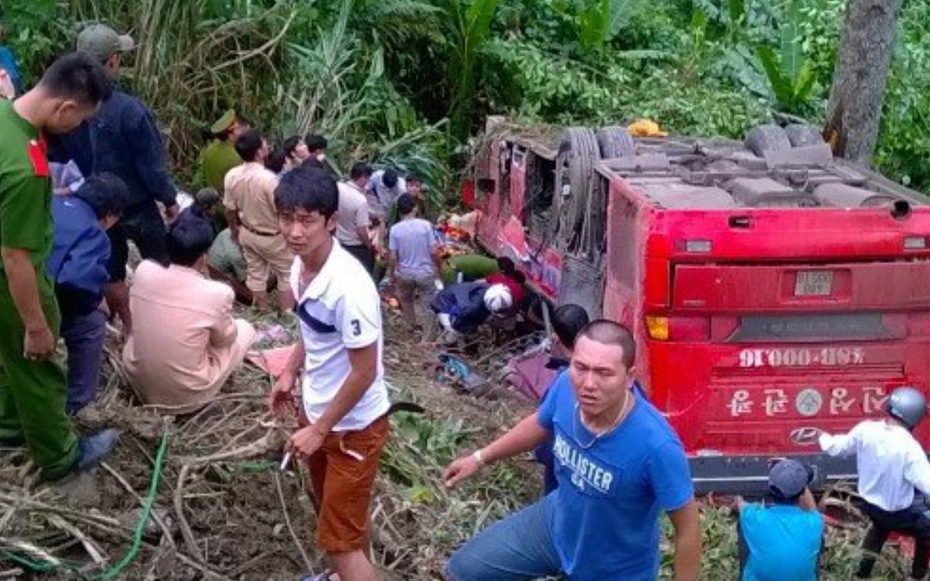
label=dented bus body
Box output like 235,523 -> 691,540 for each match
466,123 -> 930,494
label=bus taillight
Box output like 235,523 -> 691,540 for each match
646,316 -> 710,341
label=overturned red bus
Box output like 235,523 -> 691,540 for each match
466,121 -> 930,494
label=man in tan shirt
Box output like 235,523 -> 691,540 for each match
122,218 -> 256,415
223,129 -> 294,311
336,162 -> 376,275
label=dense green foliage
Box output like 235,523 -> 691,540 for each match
2,0 -> 928,194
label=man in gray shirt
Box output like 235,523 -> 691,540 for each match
388,194 -> 441,342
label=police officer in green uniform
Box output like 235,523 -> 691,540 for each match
201,109 -> 243,192
441,253 -> 501,286
200,109 -> 243,230
0,53 -> 119,480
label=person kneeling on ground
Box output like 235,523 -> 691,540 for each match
484,257 -> 525,312
429,281 -> 513,344
48,173 -> 128,415
442,320 -> 701,581
122,217 -> 256,415
817,386 -> 930,581
735,459 -> 824,581
207,227 -> 253,304
181,188 -> 256,305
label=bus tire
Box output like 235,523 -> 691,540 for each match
552,127 -> 599,252
785,124 -> 825,147
745,124 -> 791,157
595,127 -> 636,158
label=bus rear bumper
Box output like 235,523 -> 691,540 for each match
689,453 -> 857,496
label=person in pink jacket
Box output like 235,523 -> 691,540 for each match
122,217 -> 256,414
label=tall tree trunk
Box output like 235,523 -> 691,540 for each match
823,0 -> 903,166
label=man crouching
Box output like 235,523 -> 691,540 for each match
442,320 -> 701,581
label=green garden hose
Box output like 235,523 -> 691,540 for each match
96,429 -> 170,580
1,429 -> 171,580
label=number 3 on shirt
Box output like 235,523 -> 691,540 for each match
350,320 -> 361,336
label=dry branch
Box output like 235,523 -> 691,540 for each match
0,536 -> 63,567
274,472 -> 313,572
176,430 -> 285,466
100,462 -> 176,549
173,465 -> 203,562
46,514 -> 107,565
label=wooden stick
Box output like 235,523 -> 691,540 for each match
213,420 -> 261,455
187,403 -> 246,446
227,550 -> 276,578
273,472 -> 313,572
0,506 -> 17,535
173,465 -> 203,562
0,492 -> 124,530
176,431 -> 281,466
100,462 -> 176,549
46,514 -> 107,565
0,537 -> 63,567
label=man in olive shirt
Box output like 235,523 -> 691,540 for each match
200,110 -> 245,232
201,109 -> 244,194
0,53 -> 119,480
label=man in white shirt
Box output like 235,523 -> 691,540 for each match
366,168 -> 406,221
336,162 -> 376,275
818,386 -> 930,580
269,166 -> 390,581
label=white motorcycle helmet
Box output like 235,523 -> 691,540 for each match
483,284 -> 513,313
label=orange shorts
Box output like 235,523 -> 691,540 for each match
302,415 -> 390,553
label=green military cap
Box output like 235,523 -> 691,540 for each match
211,109 -> 237,135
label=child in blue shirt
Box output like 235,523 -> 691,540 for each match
47,174 -> 128,413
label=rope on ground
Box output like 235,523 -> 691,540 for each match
95,426 -> 171,581
0,426 -> 171,580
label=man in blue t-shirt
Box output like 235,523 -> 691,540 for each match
442,320 -> 701,581
736,459 -> 824,581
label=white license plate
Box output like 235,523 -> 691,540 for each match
795,271 -> 833,296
